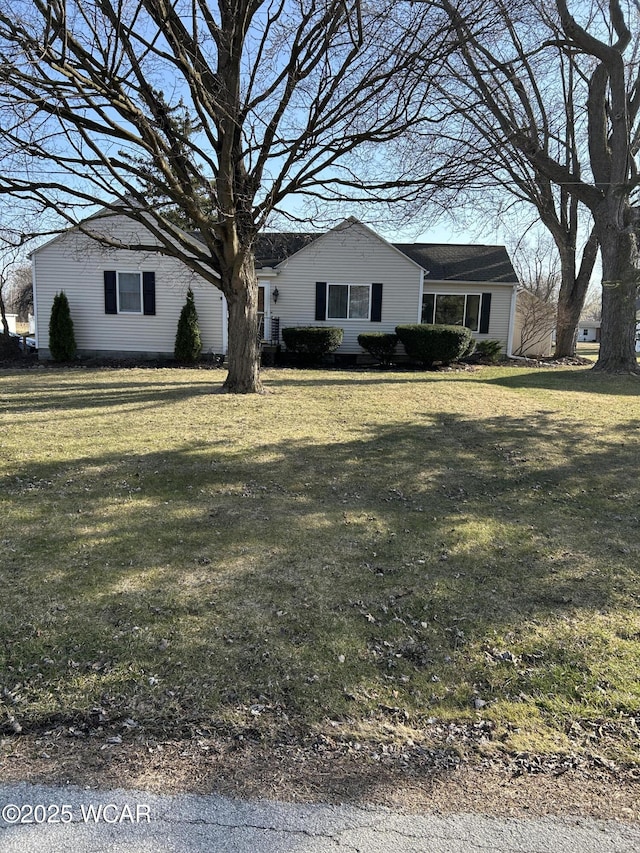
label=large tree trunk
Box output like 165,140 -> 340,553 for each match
554,254 -> 582,358
594,228 -> 639,374
0,295 -> 9,336
554,298 -> 581,357
553,229 -> 598,358
221,254 -> 263,394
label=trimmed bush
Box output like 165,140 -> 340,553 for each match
358,332 -> 398,365
461,337 -> 477,360
474,339 -> 502,363
282,326 -> 343,363
395,323 -> 473,367
0,333 -> 21,360
174,287 -> 202,363
49,291 -> 77,361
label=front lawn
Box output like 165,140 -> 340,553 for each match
1,364 -> 640,770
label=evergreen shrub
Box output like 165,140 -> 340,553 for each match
174,287 -> 202,363
49,291 -> 77,361
474,339 -> 502,363
357,332 -> 398,365
282,326 -> 343,363
395,323 -> 473,367
0,333 -> 21,359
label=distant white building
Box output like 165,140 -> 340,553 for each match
577,323 -> 600,343
4,313 -> 18,334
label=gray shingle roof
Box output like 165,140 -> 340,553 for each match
254,232 -> 320,267
392,243 -> 518,283
251,231 -> 518,283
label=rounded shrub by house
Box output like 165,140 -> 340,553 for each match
282,326 -> 343,362
395,323 -> 473,366
474,339 -> 502,363
357,332 -> 398,365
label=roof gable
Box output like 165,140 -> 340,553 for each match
256,217 -> 424,272
254,221 -> 518,283
33,211 -> 518,285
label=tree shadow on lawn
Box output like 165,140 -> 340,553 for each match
2,409 -> 640,796
265,364 -> 640,396
0,370 -> 221,416
264,369 -> 440,388
480,368 -> 640,396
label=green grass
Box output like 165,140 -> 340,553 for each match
1,363 -> 640,764
575,342 -> 600,360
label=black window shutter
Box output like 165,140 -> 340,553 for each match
371,283 -> 383,322
315,282 -> 327,321
104,270 -> 117,314
143,272 -> 156,316
479,292 -> 492,334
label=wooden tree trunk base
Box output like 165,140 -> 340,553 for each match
220,374 -> 264,394
591,358 -> 640,375
554,312 -> 581,358
554,343 -> 576,358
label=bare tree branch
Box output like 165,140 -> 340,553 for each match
0,0 -> 453,390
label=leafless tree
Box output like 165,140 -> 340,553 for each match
0,1 -> 454,392
0,221 -> 35,340
7,263 -> 32,322
434,0 -> 640,373
510,232 -> 560,356
581,289 -> 603,323
411,46 -> 597,357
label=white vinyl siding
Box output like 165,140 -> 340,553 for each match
33,215 -> 225,357
422,281 -> 514,350
32,214 -> 517,359
272,221 -> 421,353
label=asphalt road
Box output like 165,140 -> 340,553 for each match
1,782 -> 639,852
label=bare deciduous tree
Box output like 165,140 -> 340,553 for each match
0,218 -> 36,344
511,232 -> 560,357
7,264 -> 32,322
0,1 -> 453,392
435,0 -> 640,373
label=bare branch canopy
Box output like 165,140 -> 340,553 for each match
0,0 -> 453,390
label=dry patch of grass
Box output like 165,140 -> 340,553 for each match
1,364 -> 640,773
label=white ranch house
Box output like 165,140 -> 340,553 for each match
31,214 -> 538,360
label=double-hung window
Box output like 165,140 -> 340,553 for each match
117,272 -> 142,313
327,284 -> 371,320
104,270 -> 156,316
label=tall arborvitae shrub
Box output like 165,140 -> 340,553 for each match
48,291 -> 77,361
174,287 -> 202,363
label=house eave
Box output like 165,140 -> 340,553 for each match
424,278 -> 517,287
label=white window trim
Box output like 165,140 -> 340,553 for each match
327,283 -> 372,321
117,270 -> 143,315
422,292 -> 481,332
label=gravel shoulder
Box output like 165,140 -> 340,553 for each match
1,736 -> 638,823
